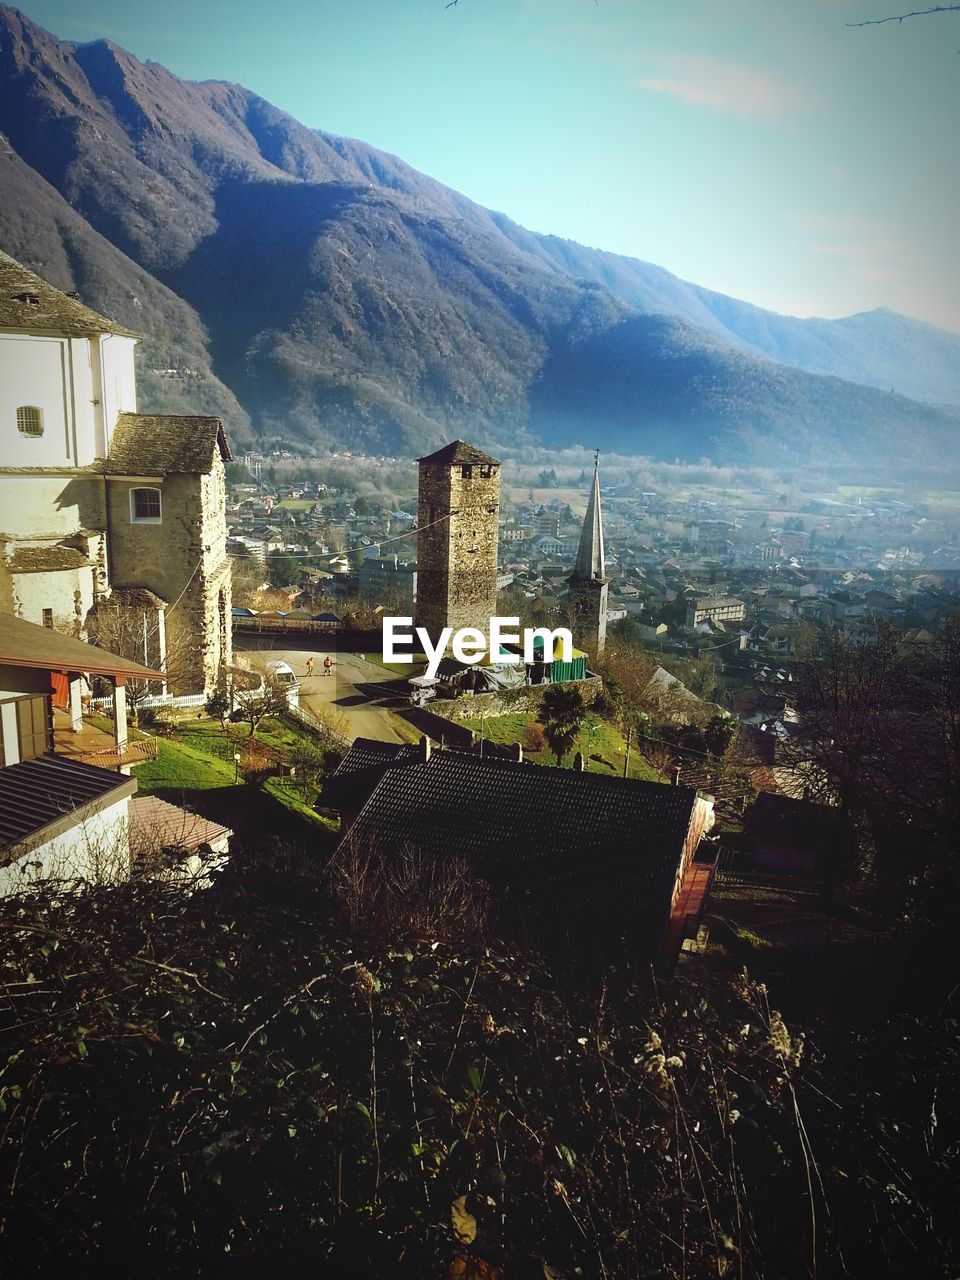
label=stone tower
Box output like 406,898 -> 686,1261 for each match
415,441 -> 500,645
567,453 -> 608,656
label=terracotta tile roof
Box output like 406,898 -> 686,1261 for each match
334,741 -> 707,920
417,440 -> 500,467
0,611 -> 163,680
7,545 -> 90,573
0,755 -> 135,860
104,413 -> 231,475
128,796 -> 232,858
0,252 -> 139,338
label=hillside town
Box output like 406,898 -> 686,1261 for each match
1,253 -> 958,1276
1,250 -> 958,954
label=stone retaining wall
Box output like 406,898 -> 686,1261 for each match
427,675 -> 602,724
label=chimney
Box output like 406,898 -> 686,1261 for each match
510,742 -> 523,763
419,734 -> 431,763
573,751 -> 585,772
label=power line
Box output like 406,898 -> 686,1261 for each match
231,513 -> 451,562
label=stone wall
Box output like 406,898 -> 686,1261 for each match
427,675 -> 603,724
0,473 -> 106,541
416,459 -> 500,643
0,474 -> 108,633
10,564 -> 94,634
106,456 -> 231,694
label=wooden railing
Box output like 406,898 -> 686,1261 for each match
232,615 -> 342,636
75,737 -> 159,770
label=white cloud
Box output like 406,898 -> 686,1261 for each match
633,53 -> 816,121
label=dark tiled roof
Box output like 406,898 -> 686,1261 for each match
0,252 -> 139,338
0,755 -> 135,859
104,413 -> 231,475
0,611 -> 163,680
417,440 -> 500,467
337,746 -> 703,915
321,736 -> 520,814
321,738 -> 420,812
8,545 -> 90,573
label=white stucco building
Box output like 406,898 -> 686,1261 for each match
0,252 -> 232,694
0,613 -> 232,895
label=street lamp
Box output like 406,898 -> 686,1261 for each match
234,751 -> 241,783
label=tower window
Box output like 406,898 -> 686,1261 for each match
130,487 -> 162,523
461,464 -> 473,479
16,406 -> 43,437
480,464 -> 493,479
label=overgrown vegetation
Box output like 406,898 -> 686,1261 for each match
0,855 -> 955,1277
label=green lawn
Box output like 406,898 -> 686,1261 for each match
836,485 -> 902,500
922,489 -> 960,514
460,709 -> 661,781
174,716 -> 323,761
276,498 -> 316,511
133,736 -> 236,791
131,716 -> 339,845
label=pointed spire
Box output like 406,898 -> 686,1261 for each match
571,451 -> 605,581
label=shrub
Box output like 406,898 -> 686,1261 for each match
240,742 -> 274,787
205,688 -> 230,726
0,878 -> 954,1278
522,721 -> 546,754
329,839 -> 489,945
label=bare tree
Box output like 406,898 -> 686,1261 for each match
330,838 -> 489,944
234,659 -> 289,737
86,599 -> 197,714
848,5 -> 960,27
781,618 -> 960,848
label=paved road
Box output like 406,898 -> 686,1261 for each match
234,638 -> 408,744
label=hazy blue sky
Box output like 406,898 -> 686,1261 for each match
20,0 -> 960,332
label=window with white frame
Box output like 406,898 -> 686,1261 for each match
130,487 -> 162,523
16,406 -> 43,437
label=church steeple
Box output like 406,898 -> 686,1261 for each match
571,451 -> 605,582
567,451 -> 608,656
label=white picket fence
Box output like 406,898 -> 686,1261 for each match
90,691 -> 207,713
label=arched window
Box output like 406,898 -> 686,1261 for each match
16,406 -> 43,437
130,487 -> 162,524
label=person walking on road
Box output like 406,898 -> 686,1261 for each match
305,657 -> 314,676
323,655 -> 333,677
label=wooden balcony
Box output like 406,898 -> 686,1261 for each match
53,710 -> 158,772
71,737 -> 159,769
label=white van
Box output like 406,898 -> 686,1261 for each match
268,660 -> 299,709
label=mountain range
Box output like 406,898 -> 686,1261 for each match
1,4 -> 958,470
